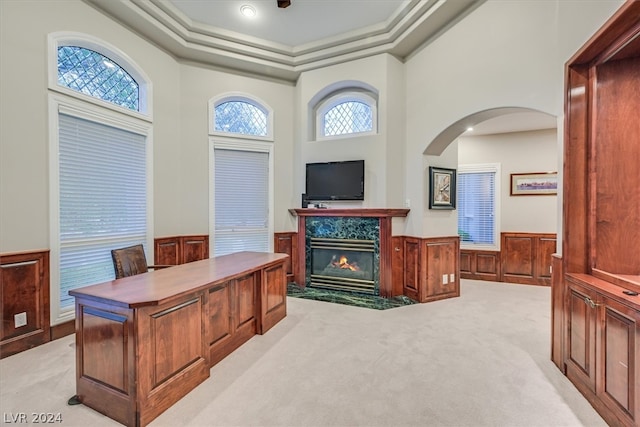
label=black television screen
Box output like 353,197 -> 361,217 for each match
305,160 -> 364,201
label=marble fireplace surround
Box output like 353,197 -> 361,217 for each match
289,208 -> 410,298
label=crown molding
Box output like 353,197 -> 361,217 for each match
83,0 -> 484,83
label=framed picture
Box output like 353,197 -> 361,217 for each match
429,167 -> 456,209
510,172 -> 558,196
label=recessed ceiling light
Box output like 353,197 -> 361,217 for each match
240,5 -> 256,18
466,127 -> 474,132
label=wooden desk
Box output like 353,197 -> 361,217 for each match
69,251 -> 288,427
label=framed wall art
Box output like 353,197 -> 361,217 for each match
510,172 -> 558,196
429,167 -> 456,209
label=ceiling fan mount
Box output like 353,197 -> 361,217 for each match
277,0 -> 291,8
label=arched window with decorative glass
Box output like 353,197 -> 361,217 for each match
316,91 -> 377,140
214,99 -> 269,137
57,46 -> 140,111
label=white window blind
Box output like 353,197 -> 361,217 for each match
214,148 -> 269,256
457,167 -> 497,248
58,113 -> 147,309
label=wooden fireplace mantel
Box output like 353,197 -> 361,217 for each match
289,208 -> 410,218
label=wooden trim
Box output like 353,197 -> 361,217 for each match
551,254 -> 564,372
289,208 -> 409,218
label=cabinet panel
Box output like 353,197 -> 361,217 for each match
155,239 -> 180,265
208,284 -> 232,346
261,263 -> 287,334
182,237 -> 208,264
566,281 -> 597,392
598,297 -> 638,425
274,232 -> 296,281
402,238 -> 420,301
235,274 -> 256,328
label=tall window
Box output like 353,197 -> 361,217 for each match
315,91 -> 377,139
457,164 -> 501,250
209,95 -> 274,257
49,33 -> 152,324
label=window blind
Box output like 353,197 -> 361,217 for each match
58,113 -> 147,309
214,148 -> 269,256
457,170 -> 496,246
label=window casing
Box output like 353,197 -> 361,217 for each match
48,33 -> 153,325
457,163 -> 501,251
315,92 -> 377,140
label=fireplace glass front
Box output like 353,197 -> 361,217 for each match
309,237 -> 375,294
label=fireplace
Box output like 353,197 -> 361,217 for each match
290,208 -> 410,298
309,237 -> 375,293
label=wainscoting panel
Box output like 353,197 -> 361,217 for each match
155,235 -> 209,266
460,250 -> 500,282
501,233 -> 556,286
0,250 -> 50,358
274,232 -> 296,282
420,237 -> 460,303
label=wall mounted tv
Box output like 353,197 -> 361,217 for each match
305,160 -> 365,201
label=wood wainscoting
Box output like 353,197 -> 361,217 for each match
0,250 -> 50,358
155,235 -> 209,265
274,232 -> 297,283
460,232 -> 557,287
393,236 -> 460,303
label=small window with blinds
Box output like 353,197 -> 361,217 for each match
457,164 -> 500,250
58,114 -> 147,309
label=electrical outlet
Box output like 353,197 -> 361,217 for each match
450,273 -> 455,282
442,274 -> 448,284
404,199 -> 411,208
14,312 -> 27,328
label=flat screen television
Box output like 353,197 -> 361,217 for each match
305,160 -> 364,201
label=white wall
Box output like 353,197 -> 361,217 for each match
403,0 -> 623,238
0,0 -> 176,251
0,0 -> 624,253
295,54 -> 406,211
0,0 -> 295,252
459,129 -> 558,234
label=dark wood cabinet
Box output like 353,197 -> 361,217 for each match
554,3 -> 640,425
274,232 -> 296,282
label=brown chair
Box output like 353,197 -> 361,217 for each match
111,244 -> 171,279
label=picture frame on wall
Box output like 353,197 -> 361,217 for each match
510,172 -> 558,196
428,166 -> 456,210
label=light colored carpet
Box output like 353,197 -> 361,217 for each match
0,280 -> 607,427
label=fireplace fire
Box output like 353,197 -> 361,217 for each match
309,237 -> 375,294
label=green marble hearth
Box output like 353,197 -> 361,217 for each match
287,283 -> 417,310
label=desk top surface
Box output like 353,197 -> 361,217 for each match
69,251 -> 288,308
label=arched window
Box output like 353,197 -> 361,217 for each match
57,46 -> 139,111
315,91 -> 377,139
213,99 -> 269,137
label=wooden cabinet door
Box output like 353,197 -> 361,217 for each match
566,281 -> 598,393
597,297 -> 639,426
